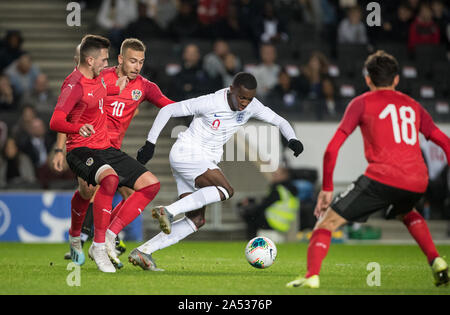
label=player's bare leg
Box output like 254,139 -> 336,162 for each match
195,169 -> 234,200
287,208 -> 347,288
186,207 -> 207,229
398,209 -> 449,286
151,168 -> 233,234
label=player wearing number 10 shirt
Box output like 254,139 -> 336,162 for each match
52,37 -> 170,273
101,66 -> 172,150
287,50 -> 450,289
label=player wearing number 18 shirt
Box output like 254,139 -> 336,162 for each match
286,50 -> 450,289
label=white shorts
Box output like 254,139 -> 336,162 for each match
169,141 -> 220,196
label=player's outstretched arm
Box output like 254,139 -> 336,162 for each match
271,115 -> 304,156
146,101 -> 193,144
316,95 -> 362,216
252,103 -> 304,157
420,107 -> 450,163
315,129 -> 349,218
137,99 -> 196,164
143,79 -> 174,108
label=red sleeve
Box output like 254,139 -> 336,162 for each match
420,105 -> 450,164
49,110 -> 83,134
338,95 -> 365,136
55,82 -> 83,114
322,129 -> 349,191
143,79 -> 174,108
51,82 -> 84,134
419,106 -> 438,139
321,96 -> 364,191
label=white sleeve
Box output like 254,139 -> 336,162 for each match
146,95 -> 211,144
251,100 -> 298,142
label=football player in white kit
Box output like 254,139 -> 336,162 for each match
128,72 -> 303,270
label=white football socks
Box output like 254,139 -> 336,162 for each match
165,186 -> 221,217
138,217 -> 197,255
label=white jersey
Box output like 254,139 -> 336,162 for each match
147,88 -> 298,163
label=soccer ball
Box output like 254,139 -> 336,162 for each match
245,237 -> 277,269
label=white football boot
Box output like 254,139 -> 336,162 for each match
88,243 -> 116,273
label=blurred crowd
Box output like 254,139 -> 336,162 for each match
89,0 -> 449,120
89,0 -> 449,53
0,29 -> 75,190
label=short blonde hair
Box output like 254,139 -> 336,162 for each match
120,38 -> 146,55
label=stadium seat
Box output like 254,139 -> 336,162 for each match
415,44 -> 447,62
335,75 -> 366,95
431,61 -> 450,97
419,99 -> 450,121
397,78 -> 412,95
144,39 -> 175,54
337,44 -> 369,78
143,40 -> 179,69
434,100 -> 450,119
274,41 -> 296,61
414,44 -> 447,79
337,44 -> 370,61
227,40 -> 256,64
376,42 -> 410,61
410,80 -> 438,100
289,23 -> 319,43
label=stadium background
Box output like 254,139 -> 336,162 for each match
0,0 -> 449,244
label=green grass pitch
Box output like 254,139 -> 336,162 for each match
0,241 -> 449,295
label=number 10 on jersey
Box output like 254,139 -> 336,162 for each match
379,104 -> 417,145
111,101 -> 125,117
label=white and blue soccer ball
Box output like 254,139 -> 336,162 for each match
245,237 -> 277,269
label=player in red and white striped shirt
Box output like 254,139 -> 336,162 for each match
287,50 -> 450,289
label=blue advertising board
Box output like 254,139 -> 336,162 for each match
0,192 -> 142,242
